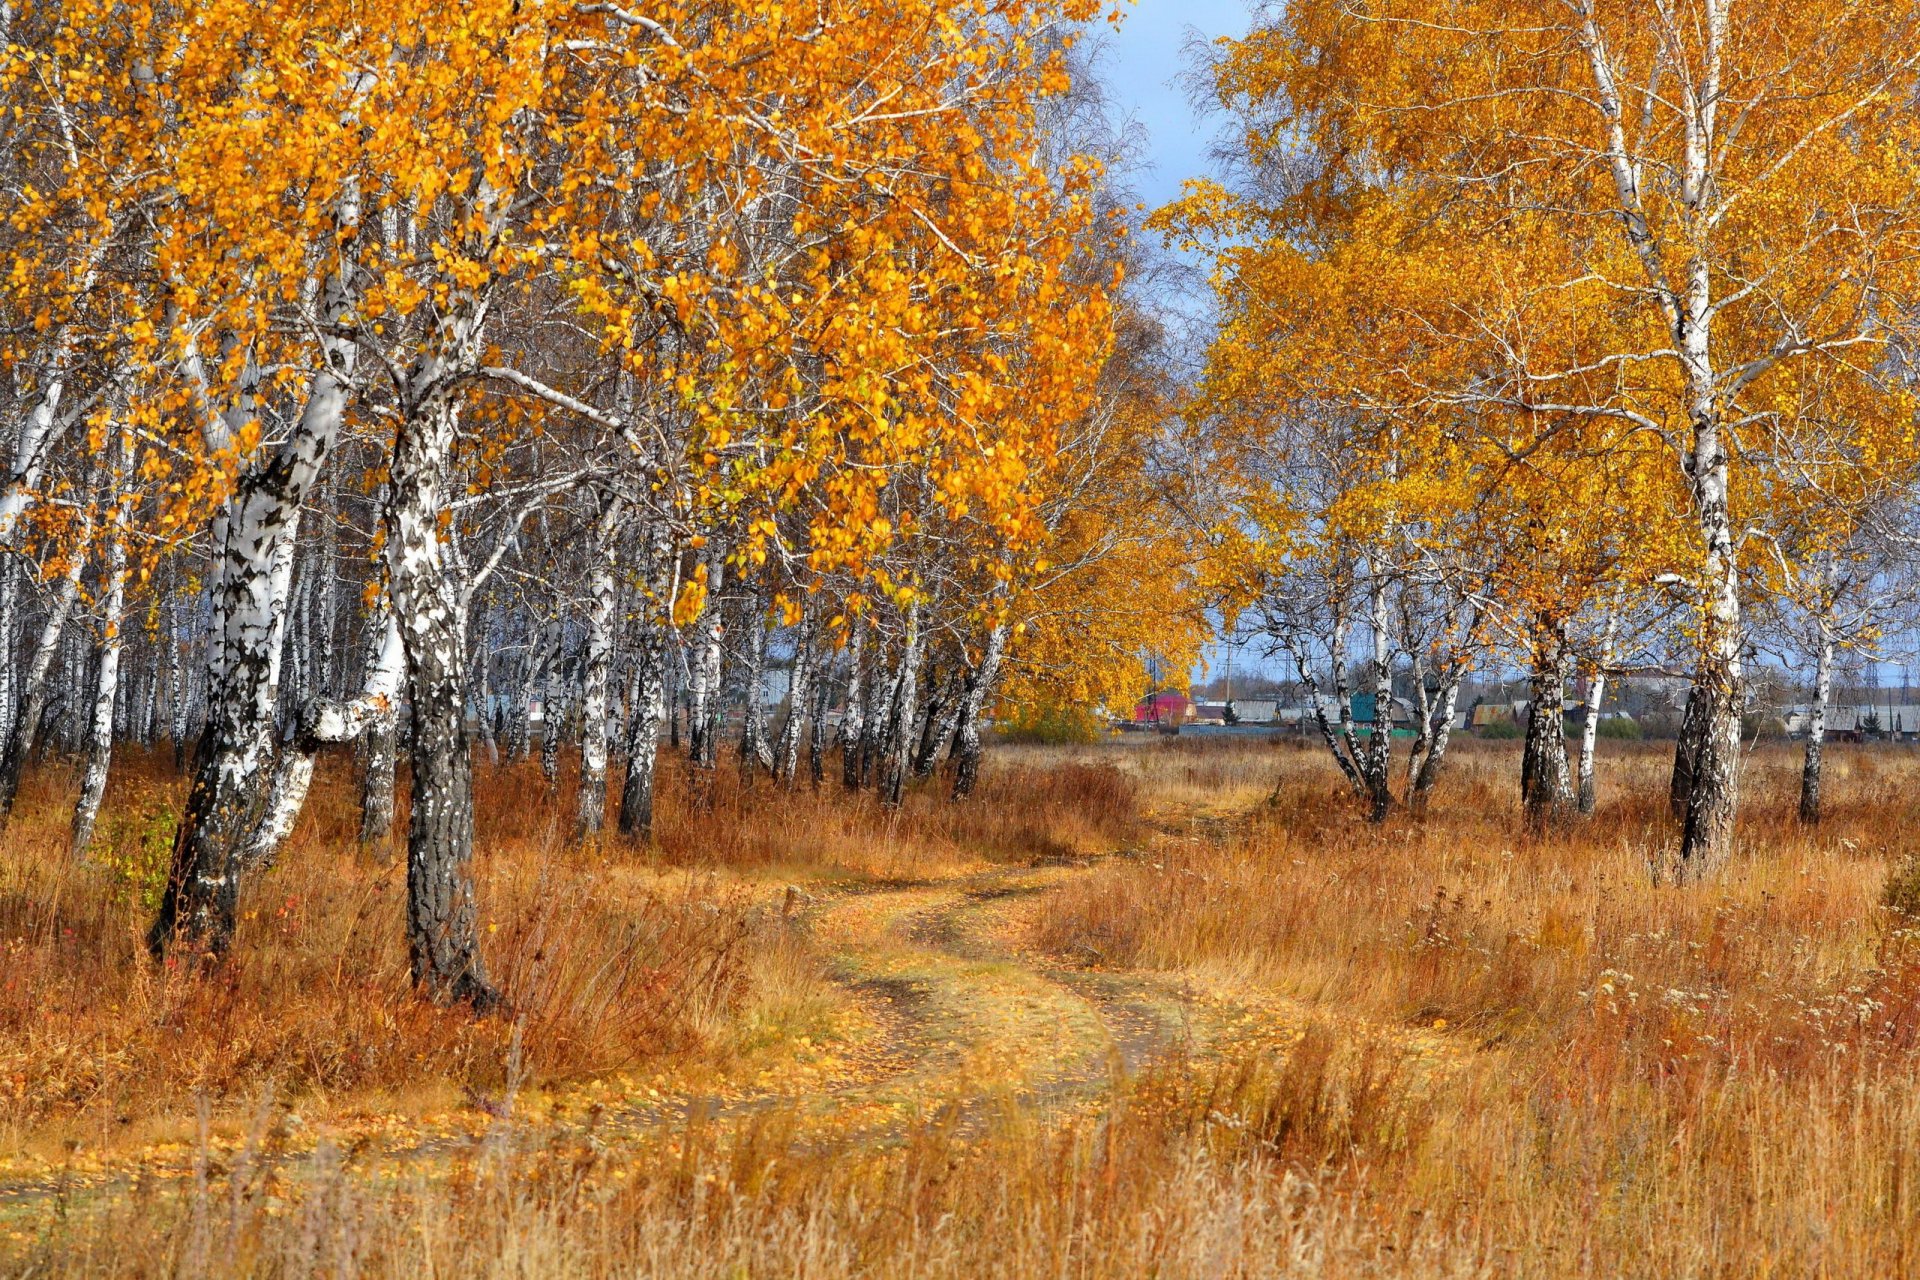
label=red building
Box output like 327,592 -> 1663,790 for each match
1133,692 -> 1195,726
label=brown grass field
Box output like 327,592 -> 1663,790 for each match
3,734 -> 1920,1276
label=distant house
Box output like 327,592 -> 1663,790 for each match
1276,694 -> 1346,732
1790,704 -> 1920,740
1133,691 -> 1195,727
1350,692 -> 1415,730
1193,701 -> 1231,724
1229,698 -> 1278,724
1471,702 -> 1519,731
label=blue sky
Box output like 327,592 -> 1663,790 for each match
1090,1 -> 1262,683
1092,0 -> 1253,213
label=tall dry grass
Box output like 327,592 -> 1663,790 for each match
0,749 -> 785,1163
9,1024 -> 1450,1279
11,733 -> 1920,1275
1034,735 -> 1920,1274
0,744 -> 1141,1166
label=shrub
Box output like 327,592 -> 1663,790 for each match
87,784 -> 177,911
994,702 -> 1105,745
1477,719 -> 1521,740
1596,716 -> 1643,740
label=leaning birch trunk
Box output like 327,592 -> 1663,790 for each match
151,413 -> 314,953
1403,648 -> 1436,803
950,622 -> 1008,800
0,245 -> 108,549
70,476 -> 132,857
617,519 -> 675,840
1576,615 -> 1619,816
575,495 -> 621,837
880,602 -> 923,809
913,670 -> 959,778
1799,630 -> 1834,825
0,549 -> 86,822
1411,670 -> 1464,804
152,188 -> 362,958
838,623 -> 868,790
240,610 -> 403,871
773,600 -> 817,786
1292,613 -> 1367,795
384,326 -> 495,1009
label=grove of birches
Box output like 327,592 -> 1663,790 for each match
6,0 -> 1920,1011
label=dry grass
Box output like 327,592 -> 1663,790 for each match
643,748 -> 1142,875
10,734 -> 1920,1275
0,756 -> 756,1159
0,746 -> 1141,1162
10,1027 -> 1447,1279
1036,736 -> 1920,1274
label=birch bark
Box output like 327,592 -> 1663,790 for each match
0,550 -> 85,821
773,599 -> 817,786
575,494 -> 621,837
70,447 -> 131,856
1799,629 -> 1833,824
1576,614 -> 1619,816
879,601 -> 923,809
384,308 -> 495,1008
838,622 -> 867,790
152,187 -> 362,956
950,623 -> 1007,800
616,518 -> 675,839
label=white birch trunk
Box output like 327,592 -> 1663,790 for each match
575,495 -> 621,837
0,550 -> 86,820
70,460 -> 131,857
617,518 -> 676,840
838,622 -> 868,790
385,302 -> 494,1007
735,588 -> 773,779
685,542 -> 726,771
1362,566 -> 1395,823
773,599 -> 817,787
880,601 -> 923,809
1576,614 -> 1619,817
1799,628 -> 1833,825
153,184 -> 363,955
241,608 -> 402,871
950,622 -> 1008,800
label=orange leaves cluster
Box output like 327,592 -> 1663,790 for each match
1165,0 -> 1920,655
